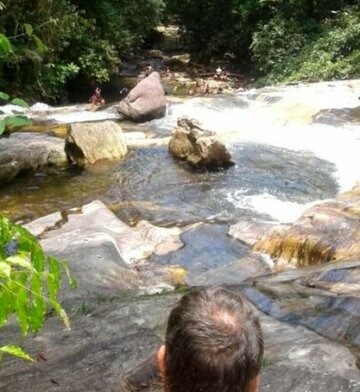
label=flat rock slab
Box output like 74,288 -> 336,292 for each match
0,132 -> 67,183
245,259 -> 360,348
28,102 -> 121,124
30,200 -> 187,298
1,289 -> 358,392
151,223 -> 271,286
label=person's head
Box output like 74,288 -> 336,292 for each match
95,87 -> 101,94
157,287 -> 263,392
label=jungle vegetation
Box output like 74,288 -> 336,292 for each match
0,0 -> 359,101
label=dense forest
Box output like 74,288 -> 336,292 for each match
0,0 -> 359,102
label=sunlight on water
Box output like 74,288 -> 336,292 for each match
154,82 -> 360,192
226,191 -> 318,223
29,103 -> 119,123
149,80 -> 360,222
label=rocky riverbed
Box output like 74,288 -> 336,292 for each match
1,79 -> 360,391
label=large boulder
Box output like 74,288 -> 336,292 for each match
117,72 -> 166,122
0,132 -> 67,183
66,120 -> 127,166
169,117 -> 234,169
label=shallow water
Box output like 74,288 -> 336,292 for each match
0,141 -> 337,225
1,80 -> 360,227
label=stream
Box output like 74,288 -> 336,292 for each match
1,80 -> 360,229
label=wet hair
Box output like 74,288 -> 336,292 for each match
165,287 -> 263,392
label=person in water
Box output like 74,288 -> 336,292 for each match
89,87 -> 105,106
156,287 -> 264,392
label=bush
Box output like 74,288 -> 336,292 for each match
251,15 -> 317,74
253,7 -> 360,85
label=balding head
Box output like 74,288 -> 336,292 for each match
161,287 -> 263,392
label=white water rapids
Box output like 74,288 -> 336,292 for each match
148,79 -> 360,222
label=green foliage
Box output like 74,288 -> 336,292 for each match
0,33 -> 12,56
0,0 -> 167,101
77,40 -> 118,84
254,7 -> 360,85
1,0 -> 359,95
40,62 -> 80,101
0,214 -> 76,362
0,92 -> 31,136
251,16 -> 317,73
0,345 -> 33,362
167,0 -> 268,62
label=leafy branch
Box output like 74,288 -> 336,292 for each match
0,214 -> 77,363
0,92 -> 32,136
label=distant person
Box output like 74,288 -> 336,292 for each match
220,68 -> 228,81
215,66 -> 222,80
119,87 -> 129,100
163,66 -> 171,78
156,287 -> 264,392
88,87 -> 105,106
145,65 -> 154,77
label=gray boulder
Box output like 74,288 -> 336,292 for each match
0,132 -> 67,183
117,72 -> 166,122
169,117 -> 234,169
66,121 -> 127,166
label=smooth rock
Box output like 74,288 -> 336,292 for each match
23,211 -> 63,237
169,117 -> 234,169
37,201 -> 187,297
117,72 -> 166,122
254,183 -> 360,267
0,286 -> 359,392
245,259 -> 360,348
0,133 -> 67,183
66,121 -> 127,166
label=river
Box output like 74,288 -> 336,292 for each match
1,79 -> 360,229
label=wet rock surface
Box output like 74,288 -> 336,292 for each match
28,200 -> 190,300
253,184 -> 360,267
0,132 -> 67,183
0,287 -> 359,392
1,201 -> 360,391
151,223 -> 271,285
169,117 -> 234,169
244,260 -> 360,349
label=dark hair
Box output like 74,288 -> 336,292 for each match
165,287 -> 263,392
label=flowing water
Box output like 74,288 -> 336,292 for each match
1,80 -> 360,228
